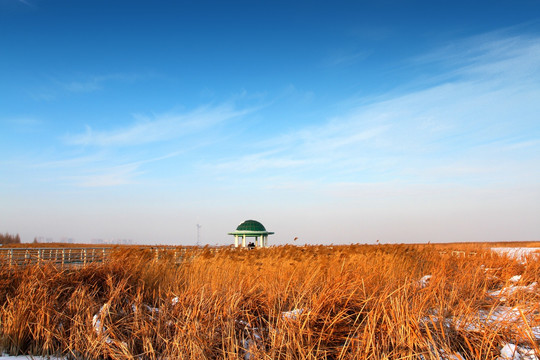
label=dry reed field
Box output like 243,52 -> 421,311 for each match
1,244 -> 539,359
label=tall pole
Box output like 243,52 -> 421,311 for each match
196,224 -> 202,246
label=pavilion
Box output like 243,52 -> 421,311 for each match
228,219 -> 274,248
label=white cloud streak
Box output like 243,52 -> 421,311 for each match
324,50 -> 371,67
57,151 -> 182,187
60,73 -> 145,93
211,33 -> 540,188
16,0 -> 33,7
71,163 -> 143,187
65,103 -> 253,147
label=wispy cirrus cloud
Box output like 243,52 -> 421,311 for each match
29,73 -> 152,100
323,49 -> 371,67
33,153 -> 106,169
15,0 -> 34,7
65,103 -> 254,147
44,151 -> 181,187
210,121 -> 391,181
211,32 -> 540,187
50,102 -> 256,186
213,149 -> 325,173
412,31 -> 540,84
69,162 -> 143,187
60,73 -> 145,93
3,116 -> 43,132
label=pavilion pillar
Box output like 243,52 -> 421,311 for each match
234,235 -> 239,248
242,235 -> 246,248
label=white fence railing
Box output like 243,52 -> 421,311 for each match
0,247 -> 112,266
0,246 -> 218,267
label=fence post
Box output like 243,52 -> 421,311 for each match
83,249 -> 87,265
62,249 -> 66,267
9,249 -> 13,266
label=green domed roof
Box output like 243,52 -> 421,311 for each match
228,219 -> 274,243
236,220 -> 266,232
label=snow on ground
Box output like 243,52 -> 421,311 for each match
281,308 -> 304,320
491,248 -> 540,263
418,270 -> 540,360
533,327 -> 540,340
452,305 -> 538,335
418,274 -> 432,288
499,343 -> 539,360
488,282 -> 537,300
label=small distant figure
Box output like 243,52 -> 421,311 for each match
247,242 -> 255,250
293,237 -> 298,241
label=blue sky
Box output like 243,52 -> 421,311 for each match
1,0 -> 539,245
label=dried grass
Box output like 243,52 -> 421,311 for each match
0,244 -> 539,359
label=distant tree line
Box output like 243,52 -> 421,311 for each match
0,232 -> 21,245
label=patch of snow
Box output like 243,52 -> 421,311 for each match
92,314 -> 102,333
92,304 -> 113,344
92,304 -> 109,335
428,306 -> 537,336
499,343 -> 539,360
485,307 -> 523,323
144,304 -> 159,313
242,327 -> 263,359
131,303 -> 159,315
532,327 -> 540,341
491,248 -> 540,263
488,282 -> 537,301
171,296 -> 179,306
243,339 -> 255,360
237,320 -> 263,360
282,308 -> 304,320
418,275 -> 432,288
481,265 -> 502,272
456,306 -> 522,331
